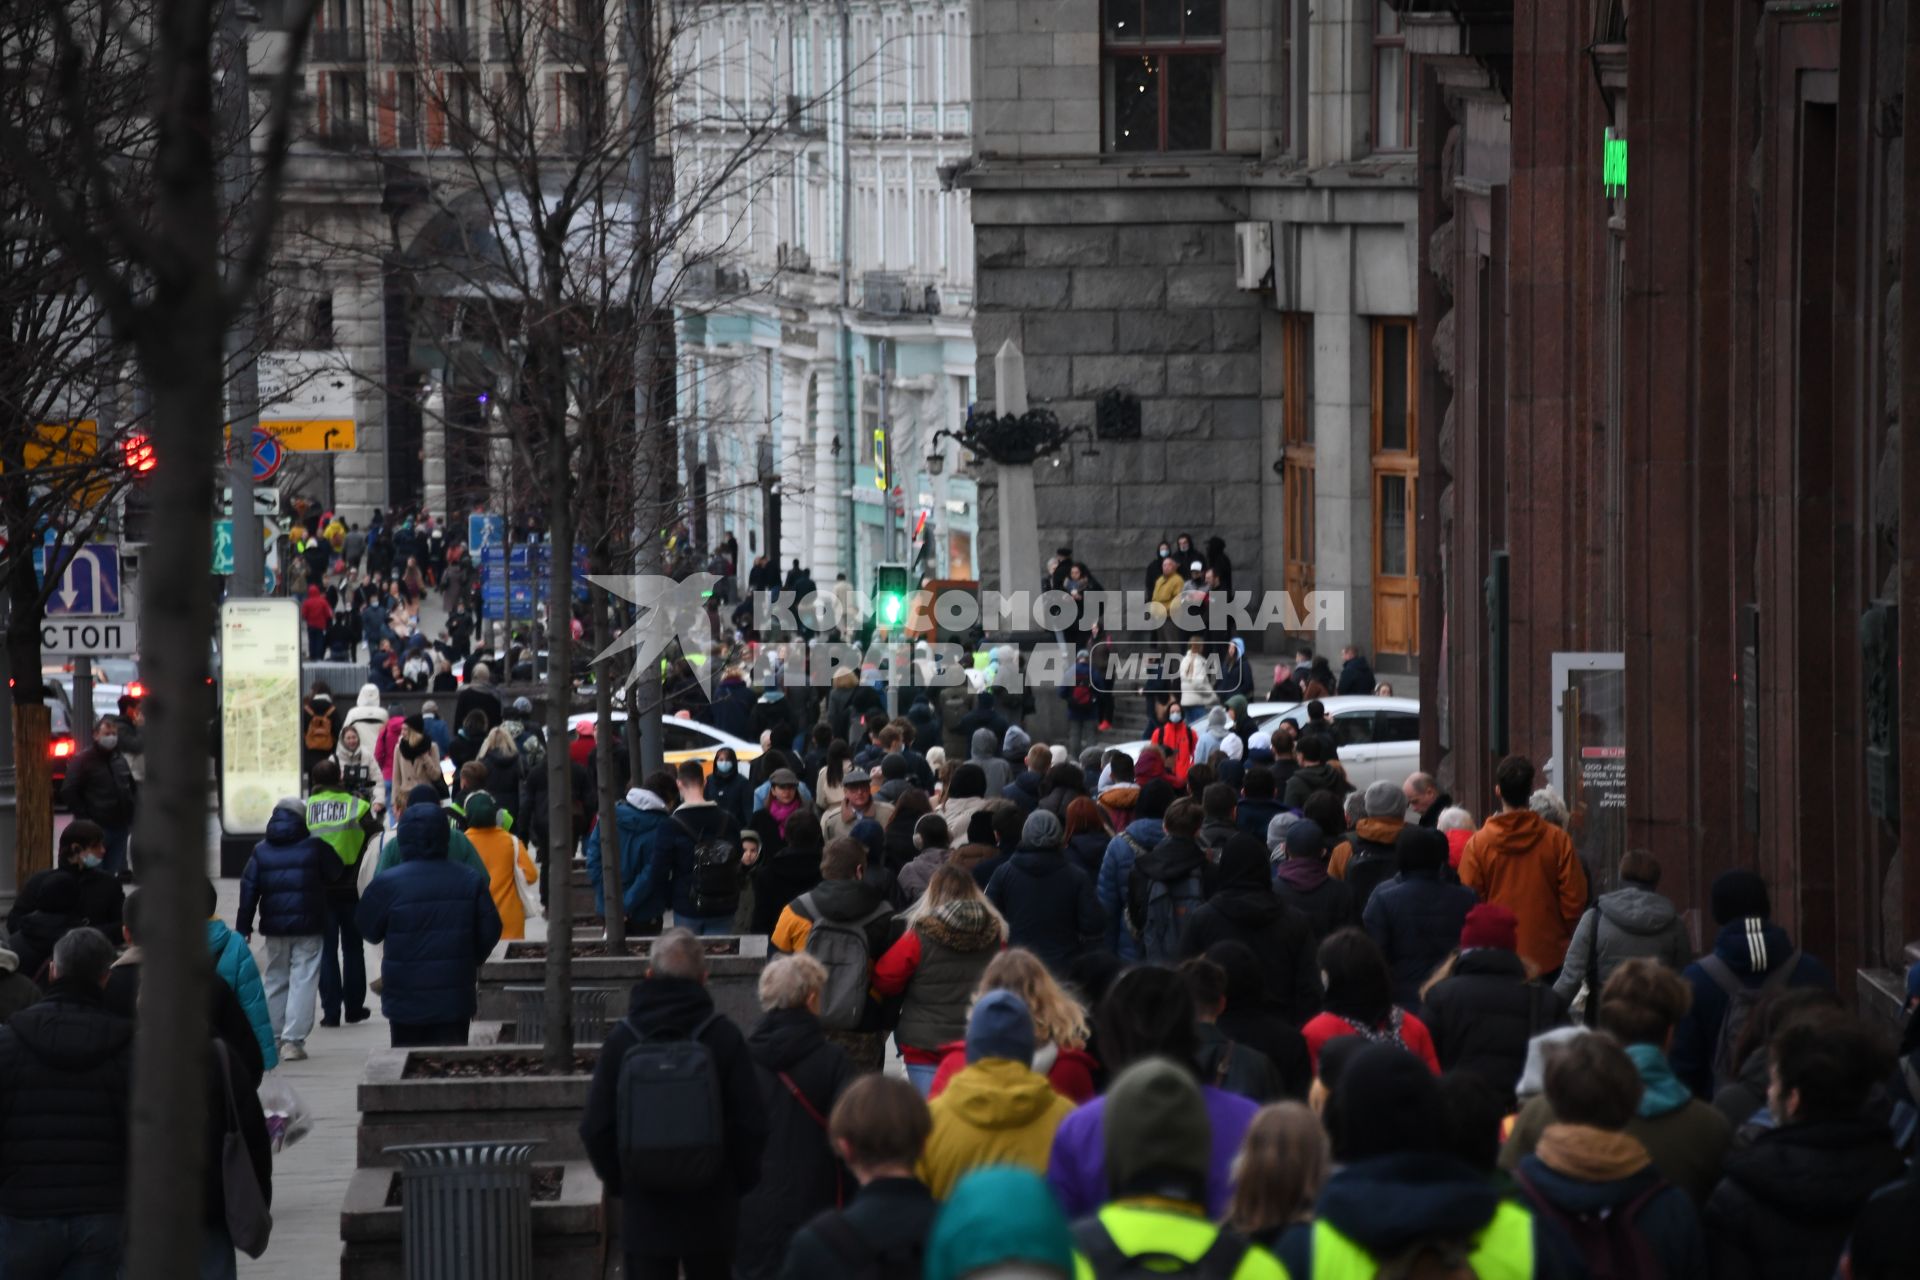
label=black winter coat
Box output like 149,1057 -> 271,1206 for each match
62,744 -> 135,827
705,769 -> 755,828
1420,949 -> 1568,1099
778,1177 -> 940,1280
749,694 -> 800,753
238,808 -> 345,936
0,983 -> 134,1216
985,849 -> 1104,975
1703,1116 -> 1907,1280
1361,869 -> 1478,1009
1217,1003 -> 1312,1100
735,1008 -> 857,1280
1179,890 -> 1323,1026
751,845 -> 824,934
1271,860 -> 1360,942
10,865 -> 125,943
580,978 -> 768,1257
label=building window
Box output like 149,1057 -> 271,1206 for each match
1281,313 -> 1315,626
1371,1 -> 1414,153
395,71 -> 419,148
1101,0 -> 1223,153
1371,317 -> 1418,655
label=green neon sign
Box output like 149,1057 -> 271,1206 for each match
1603,128 -> 1627,197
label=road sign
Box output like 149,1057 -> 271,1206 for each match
35,544 -> 122,616
213,520 -> 235,575
469,514 -> 505,552
257,350 -> 357,451
251,428 -> 284,483
221,486 -> 281,518
42,615 -> 137,656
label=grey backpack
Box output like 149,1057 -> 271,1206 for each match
797,892 -> 890,1030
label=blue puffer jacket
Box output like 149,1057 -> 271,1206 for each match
356,803 -> 501,1026
237,808 -> 343,937
207,919 -> 278,1072
1361,868 -> 1479,1009
583,789 -> 692,925
1097,817 -> 1164,960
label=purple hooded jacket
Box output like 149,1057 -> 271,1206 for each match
1045,1084 -> 1260,1219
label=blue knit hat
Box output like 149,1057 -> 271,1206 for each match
965,989 -> 1034,1064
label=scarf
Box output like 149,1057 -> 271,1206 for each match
768,793 -> 803,837
1274,857 -> 1329,892
1625,1043 -> 1692,1119
1535,1123 -> 1651,1181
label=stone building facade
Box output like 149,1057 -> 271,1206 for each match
963,0 -> 1423,664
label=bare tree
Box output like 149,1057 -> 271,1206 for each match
0,0 -> 316,1272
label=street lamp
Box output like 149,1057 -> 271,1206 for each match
926,449 -> 945,477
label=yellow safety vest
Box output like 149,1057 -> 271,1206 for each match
1310,1202 -> 1534,1280
1072,1203 -> 1288,1280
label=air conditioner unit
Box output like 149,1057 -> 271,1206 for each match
1234,221 -> 1274,291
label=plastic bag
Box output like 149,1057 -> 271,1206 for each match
257,1076 -> 314,1153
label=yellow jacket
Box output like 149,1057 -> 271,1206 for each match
466,825 -> 539,940
918,1058 -> 1076,1200
1153,572 -> 1186,613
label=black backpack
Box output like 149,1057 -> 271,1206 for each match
809,1212 -> 925,1280
1701,947 -> 1801,1093
1514,1168 -> 1666,1280
675,816 -> 742,917
1072,1216 -> 1251,1280
614,1012 -> 727,1192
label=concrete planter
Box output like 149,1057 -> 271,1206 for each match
475,934 -> 770,1029
340,1159 -> 607,1280
355,1045 -> 596,1168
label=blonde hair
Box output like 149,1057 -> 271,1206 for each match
480,725 -> 518,758
758,953 -> 827,1010
901,864 -> 1008,941
972,949 -> 1089,1051
1228,1102 -> 1330,1235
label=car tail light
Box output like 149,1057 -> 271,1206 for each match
126,681 -> 146,698
50,739 -> 75,759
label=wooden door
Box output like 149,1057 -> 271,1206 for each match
1372,318 -> 1419,655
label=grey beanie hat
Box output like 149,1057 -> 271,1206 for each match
1266,810 -> 1303,856
1206,706 -> 1230,733
1364,780 -> 1405,818
1021,809 -> 1065,850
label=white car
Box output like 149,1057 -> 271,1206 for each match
1105,702 -> 1296,767
1260,695 -> 1422,791
562,712 -> 763,776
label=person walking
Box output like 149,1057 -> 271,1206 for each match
1332,780 -> 1410,917
206,878 -> 278,1074
672,761 -> 745,935
1422,904 -> 1571,1101
1552,848 -> 1692,1015
820,767 -> 894,843
1270,818 -> 1360,944
390,716 -> 444,799
299,582 -> 333,659
0,929 -> 134,1278
873,866 -> 1006,1095
461,792 -> 539,941
1097,779 -> 1175,962
237,798 -> 343,1061
305,760 -> 382,1028
918,991 -> 1077,1200
1300,928 -> 1440,1073
1178,832 -> 1321,1025
61,720 -> 137,875
1458,755 -> 1590,978
1362,825 -> 1478,1009
769,837 -> 898,1071
735,955 -> 856,1280
984,811 -> 1104,976
9,820 -> 125,951
924,950 -> 1099,1103
356,801 -> 502,1047
580,929 -> 769,1280
585,778 -> 695,936
778,1076 -> 938,1280
1126,797 -> 1210,964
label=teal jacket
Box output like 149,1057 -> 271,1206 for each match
208,918 -> 278,1072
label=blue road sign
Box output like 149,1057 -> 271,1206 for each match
469,514 -> 505,552
36,544 -> 123,617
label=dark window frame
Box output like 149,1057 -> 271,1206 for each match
1100,0 -> 1224,154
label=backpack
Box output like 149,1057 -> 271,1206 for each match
796,891 -> 892,1031
304,707 -> 335,752
1128,866 -> 1206,962
1513,1168 -> 1666,1280
614,1011 -> 727,1192
675,816 -> 742,917
1069,680 -> 1094,708
1700,946 -> 1801,1092
1072,1217 -> 1250,1280
809,1211 -> 925,1280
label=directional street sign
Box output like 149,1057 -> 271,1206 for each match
213,520 -> 236,575
43,615 -> 137,656
35,544 -> 122,616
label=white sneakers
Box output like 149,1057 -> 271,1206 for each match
280,1041 -> 309,1062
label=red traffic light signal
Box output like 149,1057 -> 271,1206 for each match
121,433 -> 157,474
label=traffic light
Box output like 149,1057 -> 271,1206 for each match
874,562 -> 909,630
120,432 -> 156,543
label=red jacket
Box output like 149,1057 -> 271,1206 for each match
926,1039 -> 1098,1104
1303,1009 -> 1440,1075
298,587 -> 332,630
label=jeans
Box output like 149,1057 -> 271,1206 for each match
905,1062 -> 940,1097
0,1212 -> 123,1279
200,1225 -> 237,1280
319,890 -> 367,1021
308,626 -> 327,659
262,933 -> 324,1046
390,1020 -> 471,1048
100,825 -> 131,877
1068,718 -> 1091,759
675,912 -> 735,937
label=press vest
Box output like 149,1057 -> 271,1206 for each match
306,790 -> 373,866
1309,1201 -> 1534,1280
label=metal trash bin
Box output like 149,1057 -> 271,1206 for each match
505,985 -> 614,1046
388,1141 -> 538,1280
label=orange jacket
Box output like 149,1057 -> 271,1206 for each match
1458,810 -> 1589,973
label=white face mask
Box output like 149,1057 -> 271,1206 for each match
1168,709 -> 1182,723
80,852 -> 104,870
98,734 -> 119,751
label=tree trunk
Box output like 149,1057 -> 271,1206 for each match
591,575 -> 625,950
6,533 -> 51,865
541,403 -> 577,1072
125,344 -> 222,1280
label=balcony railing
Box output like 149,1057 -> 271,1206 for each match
546,27 -> 606,64
429,26 -> 476,62
317,117 -> 368,149
311,28 -> 365,61
858,271 -> 941,316
380,26 -> 417,61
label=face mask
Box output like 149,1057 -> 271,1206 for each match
1169,709 -> 1183,723
716,760 -> 734,774
1158,547 -> 1170,558
98,735 -> 119,751
80,853 -> 103,870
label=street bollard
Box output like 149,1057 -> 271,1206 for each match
505,984 -> 614,1046
388,1141 -> 538,1280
